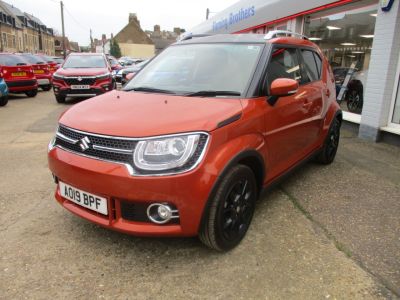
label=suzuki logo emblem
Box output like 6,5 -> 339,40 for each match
77,76 -> 82,82
79,136 -> 91,151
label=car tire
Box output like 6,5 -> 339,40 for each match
315,117 -> 341,165
25,90 -> 38,98
0,96 -> 8,106
55,94 -> 66,103
41,85 -> 52,91
346,90 -> 362,113
199,165 -> 257,251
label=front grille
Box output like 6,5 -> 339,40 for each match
64,77 -> 96,85
6,80 -> 36,87
54,125 -> 208,175
56,125 -> 137,165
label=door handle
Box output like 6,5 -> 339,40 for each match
325,89 -> 331,97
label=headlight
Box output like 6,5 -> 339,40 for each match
53,73 -> 64,80
96,72 -> 111,80
133,133 -> 208,173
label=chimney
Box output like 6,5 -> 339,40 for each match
101,34 -> 106,41
129,13 -> 140,26
154,25 -> 160,33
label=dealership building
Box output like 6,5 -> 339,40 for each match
189,0 -> 400,143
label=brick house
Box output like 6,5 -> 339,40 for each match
113,13 -> 155,58
0,0 -> 55,55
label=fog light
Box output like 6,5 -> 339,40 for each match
147,203 -> 179,224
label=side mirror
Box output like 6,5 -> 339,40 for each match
267,78 -> 299,106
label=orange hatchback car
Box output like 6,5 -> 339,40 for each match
48,32 -> 341,251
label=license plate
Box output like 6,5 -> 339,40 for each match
34,70 -> 45,74
11,72 -> 26,77
71,85 -> 90,90
59,181 -> 108,215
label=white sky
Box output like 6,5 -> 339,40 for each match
7,0 -> 237,46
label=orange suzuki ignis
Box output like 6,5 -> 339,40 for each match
48,32 -> 341,251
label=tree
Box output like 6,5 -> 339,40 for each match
110,39 -> 121,58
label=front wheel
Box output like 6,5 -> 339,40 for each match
315,117 -> 341,164
25,89 -> 38,98
0,96 -> 8,106
55,94 -> 66,103
199,165 -> 257,251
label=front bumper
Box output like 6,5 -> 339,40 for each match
53,78 -> 113,98
48,147 -> 216,237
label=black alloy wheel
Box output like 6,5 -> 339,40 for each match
347,90 -> 361,113
316,117 -> 341,165
55,94 -> 66,103
199,165 -> 257,251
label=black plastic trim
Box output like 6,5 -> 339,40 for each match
217,113 -> 242,128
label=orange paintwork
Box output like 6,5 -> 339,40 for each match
48,37 -> 340,237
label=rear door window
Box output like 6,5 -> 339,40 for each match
266,47 -> 303,84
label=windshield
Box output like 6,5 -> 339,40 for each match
63,55 -> 106,68
0,54 -> 28,66
53,57 -> 64,64
123,43 -> 263,95
20,54 -> 46,64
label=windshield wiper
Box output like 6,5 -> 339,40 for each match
124,86 -> 176,94
16,63 -> 27,66
185,90 -> 241,97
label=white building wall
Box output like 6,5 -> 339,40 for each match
359,1 -> 400,141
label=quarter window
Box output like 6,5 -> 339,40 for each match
267,47 -> 303,84
300,49 -> 320,82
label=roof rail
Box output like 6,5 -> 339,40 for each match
264,30 -> 308,40
178,33 -> 212,42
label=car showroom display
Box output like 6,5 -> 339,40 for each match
48,31 -> 342,251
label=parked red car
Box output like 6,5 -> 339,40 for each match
0,53 -> 38,97
52,53 -> 115,103
36,54 -> 59,74
17,53 -> 52,91
48,33 -> 341,251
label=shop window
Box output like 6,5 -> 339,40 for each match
2,33 -> 7,48
304,2 -> 378,115
267,47 -> 303,84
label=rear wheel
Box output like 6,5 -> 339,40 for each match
41,85 -> 52,91
0,96 -> 8,106
316,117 -> 341,164
25,89 -> 37,98
199,165 -> 257,251
55,94 -> 66,103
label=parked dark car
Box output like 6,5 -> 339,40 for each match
120,59 -> 150,84
333,67 -> 366,113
